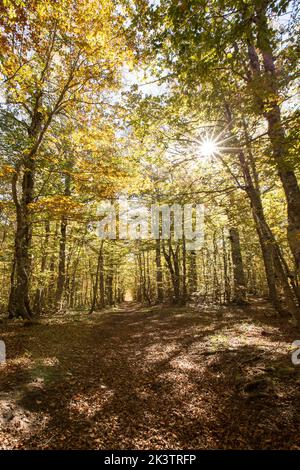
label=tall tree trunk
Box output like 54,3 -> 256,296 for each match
224,103 -> 299,321
12,182 -> 33,321
99,245 -> 105,309
69,229 -> 87,308
55,167 -> 71,310
106,268 -> 114,306
155,237 -> 164,303
7,248 -> 16,319
247,15 -> 300,278
188,250 -> 198,295
141,250 -> 151,305
222,228 -> 231,303
89,241 -> 104,314
56,219 -> 67,310
229,227 -> 246,304
181,235 -> 187,305
163,240 -> 180,304
33,220 -> 50,315
212,231 -> 221,303
8,111 -> 43,320
146,249 -> 152,305
137,253 -> 143,302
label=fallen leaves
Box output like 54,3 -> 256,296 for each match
0,300 -> 300,449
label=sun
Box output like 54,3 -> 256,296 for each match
199,138 -> 218,157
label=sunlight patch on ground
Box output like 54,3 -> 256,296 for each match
4,356 -> 34,368
144,343 -> 179,363
170,356 -> 199,371
68,388 -> 114,419
37,357 -> 60,367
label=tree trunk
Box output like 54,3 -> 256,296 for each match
188,250 -> 198,295
212,231 -> 221,303
229,227 -> 246,304
7,247 -> 16,319
9,163 -> 33,320
163,240 -> 180,304
99,246 -> 105,309
222,228 -> 231,303
8,108 -> 44,320
155,237 -> 164,303
106,269 -> 114,306
55,168 -> 71,310
89,241 -> 104,314
56,219 -> 67,310
33,220 -> 50,315
247,20 -> 300,278
224,103 -> 299,322
181,235 -> 187,304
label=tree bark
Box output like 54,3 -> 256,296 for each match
89,241 -> 104,314
188,250 -> 198,295
224,103 -> 299,321
33,220 -> 50,315
8,111 -> 43,320
181,235 -> 187,304
247,14 -> 300,279
163,240 -> 181,304
229,227 -> 246,304
222,228 -> 231,303
155,237 -> 164,303
55,167 -> 71,310
106,267 -> 114,306
99,246 -> 105,309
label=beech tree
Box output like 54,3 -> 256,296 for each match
0,0 -> 132,319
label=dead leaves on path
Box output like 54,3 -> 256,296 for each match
1,300 -> 300,449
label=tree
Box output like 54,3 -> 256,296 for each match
0,0 -> 132,318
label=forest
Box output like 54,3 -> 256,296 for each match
0,0 -> 300,453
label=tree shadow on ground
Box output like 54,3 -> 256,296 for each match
1,301 -> 300,449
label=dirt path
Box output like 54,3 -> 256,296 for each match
1,301 -> 300,449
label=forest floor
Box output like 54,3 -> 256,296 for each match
1,299 -> 300,450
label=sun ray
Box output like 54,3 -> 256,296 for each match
196,124 -> 239,159
199,138 -> 218,157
